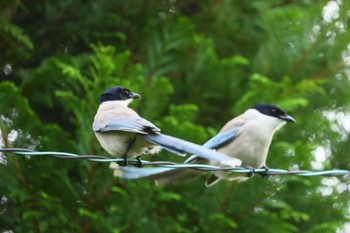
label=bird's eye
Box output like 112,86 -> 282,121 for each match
124,90 -> 129,95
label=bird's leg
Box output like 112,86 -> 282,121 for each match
135,156 -> 144,168
258,165 -> 270,178
243,166 -> 255,177
119,157 -> 128,167
119,137 -> 137,167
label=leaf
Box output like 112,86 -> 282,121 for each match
0,23 -> 34,49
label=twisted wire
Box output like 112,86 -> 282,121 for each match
1,148 -> 349,176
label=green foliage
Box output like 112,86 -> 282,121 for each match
0,23 -> 34,50
0,20 -> 34,63
1,0 -> 350,232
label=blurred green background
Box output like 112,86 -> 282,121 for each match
0,0 -> 350,232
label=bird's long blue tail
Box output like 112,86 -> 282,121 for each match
143,133 -> 241,166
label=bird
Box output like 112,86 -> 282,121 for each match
109,103 -> 296,186
92,86 -> 241,167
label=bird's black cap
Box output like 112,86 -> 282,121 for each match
100,86 -> 140,103
251,103 -> 296,122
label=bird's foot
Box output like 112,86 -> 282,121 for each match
119,157 -> 128,167
119,137 -> 137,167
258,165 -> 270,178
243,166 -> 255,177
135,156 -> 144,168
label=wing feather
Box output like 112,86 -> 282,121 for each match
93,116 -> 160,134
203,125 -> 242,149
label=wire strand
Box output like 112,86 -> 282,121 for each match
1,148 -> 349,177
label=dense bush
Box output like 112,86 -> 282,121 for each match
1,1 -> 349,232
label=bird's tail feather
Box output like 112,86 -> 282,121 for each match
144,134 -> 241,167
109,162 -> 175,179
109,162 -> 202,185
154,169 -> 201,186
153,156 -> 207,185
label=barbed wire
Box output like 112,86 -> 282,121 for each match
1,148 -> 349,177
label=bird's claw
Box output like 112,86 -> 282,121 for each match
135,156 -> 144,168
118,157 -> 128,167
258,165 -> 270,178
119,137 -> 137,167
243,166 -> 255,177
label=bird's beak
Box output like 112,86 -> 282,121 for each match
130,92 -> 140,99
279,114 -> 296,123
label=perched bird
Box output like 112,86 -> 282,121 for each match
93,86 -> 241,167
110,103 -> 295,186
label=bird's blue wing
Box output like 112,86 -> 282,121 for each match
93,116 -> 160,134
203,125 -> 242,149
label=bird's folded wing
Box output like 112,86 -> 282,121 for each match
203,125 -> 242,149
93,116 -> 161,134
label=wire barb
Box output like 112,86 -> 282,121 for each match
1,148 -> 349,177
